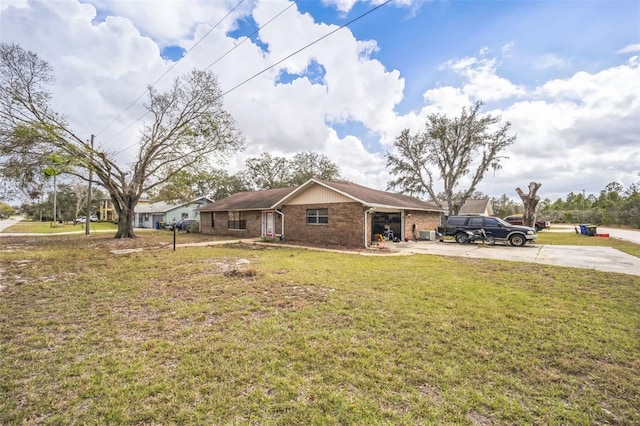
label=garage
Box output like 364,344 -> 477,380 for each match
371,212 -> 402,241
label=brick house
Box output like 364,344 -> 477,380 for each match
198,179 -> 444,248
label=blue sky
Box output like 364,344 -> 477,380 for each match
1,0 -> 639,201
300,0 -> 639,111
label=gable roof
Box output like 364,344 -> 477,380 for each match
198,179 -> 444,212
442,199 -> 493,215
165,196 -> 215,212
135,197 -> 214,214
134,201 -> 176,214
276,179 -> 443,211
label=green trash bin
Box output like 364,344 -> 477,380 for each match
586,225 -> 597,236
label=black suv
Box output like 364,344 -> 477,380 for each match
442,215 -> 537,246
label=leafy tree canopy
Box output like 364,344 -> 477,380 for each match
152,168 -> 249,204
242,151 -> 342,190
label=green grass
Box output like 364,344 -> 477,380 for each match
1,235 -> 639,424
1,219 -> 119,234
1,220 -> 234,242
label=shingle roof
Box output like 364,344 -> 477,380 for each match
306,180 -> 443,211
135,197 -> 214,214
198,186 -> 296,212
459,199 -> 491,215
198,180 -> 444,212
134,201 -> 176,214
442,199 -> 492,215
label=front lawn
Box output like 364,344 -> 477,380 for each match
1,235 -> 638,424
1,219 -> 119,234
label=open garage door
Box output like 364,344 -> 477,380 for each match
371,212 -> 402,240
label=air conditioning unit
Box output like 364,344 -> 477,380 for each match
419,230 -> 436,241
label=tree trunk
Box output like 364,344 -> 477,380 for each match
516,182 -> 542,228
114,196 -> 137,238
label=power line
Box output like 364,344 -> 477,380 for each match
96,0 -> 246,139
109,0 -> 392,156
103,0 -> 299,151
220,0 -> 393,99
202,0 -> 300,73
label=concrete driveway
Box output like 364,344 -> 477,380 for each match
394,240 -> 640,276
0,217 -> 22,232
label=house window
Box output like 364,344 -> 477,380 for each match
144,214 -> 149,222
228,211 -> 246,230
307,208 -> 328,224
211,212 -> 215,229
181,213 -> 188,219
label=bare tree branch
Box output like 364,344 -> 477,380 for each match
386,102 -> 516,214
1,43 -> 244,238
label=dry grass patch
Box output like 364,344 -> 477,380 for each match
1,235 -> 638,424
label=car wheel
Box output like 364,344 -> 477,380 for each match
509,234 -> 527,247
455,233 -> 469,244
535,224 -> 541,232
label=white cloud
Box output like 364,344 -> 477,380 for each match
617,43 -> 640,54
82,0 -> 252,46
501,42 -> 515,55
484,56 -> 640,199
0,0 -> 27,10
324,130 -> 390,189
534,53 -> 570,70
321,0 -> 358,14
438,56 -> 526,102
1,0 -> 638,204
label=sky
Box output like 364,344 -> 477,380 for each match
1,0 -> 639,203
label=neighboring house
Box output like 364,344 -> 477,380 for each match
165,197 -> 213,226
442,199 -> 494,216
134,201 -> 175,229
197,179 -> 444,248
99,198 -> 118,222
134,197 -> 213,229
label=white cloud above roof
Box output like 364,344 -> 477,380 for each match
1,0 -> 638,203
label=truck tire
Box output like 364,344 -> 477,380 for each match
509,234 -> 527,247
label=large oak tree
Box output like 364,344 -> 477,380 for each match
0,43 -> 243,237
386,102 -> 516,215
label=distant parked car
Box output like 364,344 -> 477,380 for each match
75,214 -> 98,224
503,215 -> 550,232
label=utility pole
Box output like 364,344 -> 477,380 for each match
52,173 -> 57,226
85,134 -> 94,236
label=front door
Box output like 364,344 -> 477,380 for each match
264,212 -> 275,236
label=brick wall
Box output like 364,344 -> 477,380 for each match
403,211 -> 442,239
199,210 -> 264,238
282,203 -> 366,247
199,206 -> 442,247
